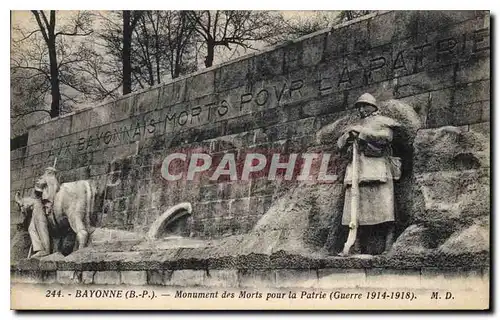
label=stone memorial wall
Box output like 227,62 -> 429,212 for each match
11,10 -> 490,242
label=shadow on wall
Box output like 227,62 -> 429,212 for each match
209,99 -> 424,256
11,99 -> 489,260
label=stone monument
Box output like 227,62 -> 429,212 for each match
10,10 -> 490,310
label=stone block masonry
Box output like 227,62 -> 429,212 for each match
10,11 -> 490,239
12,265 -> 489,292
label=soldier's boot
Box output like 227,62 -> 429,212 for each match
353,238 -> 362,254
382,224 -> 395,254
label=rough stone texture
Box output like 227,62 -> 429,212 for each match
365,268 -> 421,288
228,182 -> 344,256
11,266 -> 489,292
317,268 -> 366,288
169,270 -> 206,287
89,228 -> 144,245
57,271 -> 81,284
275,269 -> 318,288
11,11 -> 490,241
121,270 -> 147,285
420,268 -> 486,290
413,126 -> 490,173
412,170 -> 489,226
390,225 -> 434,255
12,271 -> 44,284
94,271 -> 121,285
205,270 -> 239,288
439,223 -> 489,255
391,123 -> 490,257
146,270 -> 165,285
81,271 -> 95,284
238,270 -> 276,288
146,270 -> 174,285
10,11 -> 490,272
10,229 -> 31,264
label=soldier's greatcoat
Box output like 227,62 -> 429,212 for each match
28,201 -> 51,253
338,112 -> 401,226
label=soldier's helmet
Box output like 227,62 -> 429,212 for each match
354,93 -> 378,110
44,167 -> 58,174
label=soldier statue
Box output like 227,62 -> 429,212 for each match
338,93 -> 402,256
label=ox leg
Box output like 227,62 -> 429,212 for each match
77,230 -> 89,250
74,226 -> 89,250
51,235 -> 61,254
68,216 -> 89,251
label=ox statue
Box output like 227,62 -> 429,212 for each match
15,166 -> 94,258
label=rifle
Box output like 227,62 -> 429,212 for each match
341,136 -> 360,256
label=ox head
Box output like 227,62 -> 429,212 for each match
14,192 -> 36,229
35,167 -> 60,205
14,192 -> 33,216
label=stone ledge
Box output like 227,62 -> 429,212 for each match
11,267 -> 489,291
10,250 -> 489,272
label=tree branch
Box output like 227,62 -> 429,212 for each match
13,28 -> 42,43
132,72 -> 144,89
40,11 -> 51,29
55,30 -> 93,37
130,11 -> 143,30
11,65 -> 51,81
186,11 -> 209,41
31,11 -> 49,43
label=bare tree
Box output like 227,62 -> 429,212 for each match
98,10 -> 145,94
338,10 -> 372,22
122,10 -> 143,95
133,10 -> 197,84
278,11 -> 373,42
10,68 -> 51,137
11,10 -> 94,119
11,67 -> 51,122
281,11 -> 339,38
96,11 -> 124,93
161,11 -> 198,79
186,10 -> 286,68
99,10 -> 198,93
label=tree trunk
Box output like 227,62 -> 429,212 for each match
31,10 -> 60,118
48,39 -> 61,118
173,62 -> 181,79
155,39 -> 161,84
205,40 -> 215,68
122,11 -> 132,95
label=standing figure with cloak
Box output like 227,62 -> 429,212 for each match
337,93 -> 402,256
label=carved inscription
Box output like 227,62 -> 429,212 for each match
320,27 -> 490,92
240,79 -> 304,110
29,27 -> 488,159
